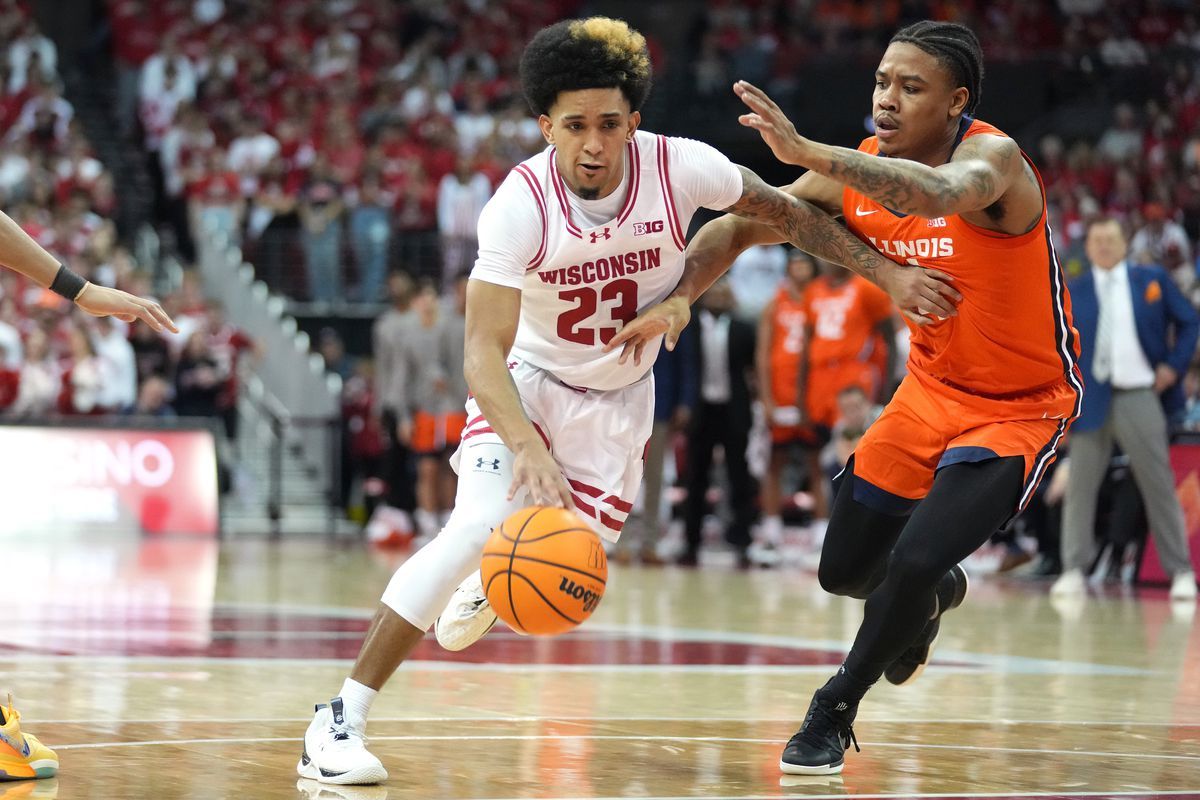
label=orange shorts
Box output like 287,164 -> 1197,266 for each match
806,361 -> 879,428
849,368 -> 1079,516
412,411 -> 468,455
770,423 -> 828,448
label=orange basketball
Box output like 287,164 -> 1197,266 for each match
480,506 -> 608,636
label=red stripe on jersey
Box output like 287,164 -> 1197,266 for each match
604,495 -> 633,513
568,478 -> 603,498
599,511 -> 625,532
549,148 -> 583,239
532,421 -> 551,451
513,165 -> 548,270
617,138 -> 641,226
656,136 -> 686,250
571,493 -> 597,517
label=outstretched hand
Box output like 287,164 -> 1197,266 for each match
602,295 -> 691,366
733,80 -> 811,166
75,284 -> 179,333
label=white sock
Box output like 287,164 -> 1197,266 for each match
759,515 -> 783,545
438,509 -> 451,527
338,677 -> 377,732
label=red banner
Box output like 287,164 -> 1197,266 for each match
0,426 -> 219,536
1141,442 -> 1200,583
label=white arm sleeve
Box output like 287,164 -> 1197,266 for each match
664,136 -> 744,217
469,170 -> 541,290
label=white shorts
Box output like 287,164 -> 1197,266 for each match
450,357 -> 654,543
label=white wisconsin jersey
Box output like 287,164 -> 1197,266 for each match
472,129 -> 743,390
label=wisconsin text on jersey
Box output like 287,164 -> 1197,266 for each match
536,246 -> 663,286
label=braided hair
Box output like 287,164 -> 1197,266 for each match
520,17 -> 653,117
889,21 -> 984,115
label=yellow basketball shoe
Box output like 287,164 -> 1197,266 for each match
0,697 -> 58,781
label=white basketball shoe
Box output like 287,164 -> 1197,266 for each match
297,698 -> 388,785
434,570 -> 498,651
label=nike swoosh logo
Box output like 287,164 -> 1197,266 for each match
320,767 -> 348,778
855,207 -> 879,216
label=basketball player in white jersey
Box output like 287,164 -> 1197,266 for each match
298,17 -> 960,786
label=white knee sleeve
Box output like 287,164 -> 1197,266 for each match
380,442 -> 524,631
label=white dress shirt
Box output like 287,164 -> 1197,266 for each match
699,310 -> 731,403
1092,260 -> 1155,389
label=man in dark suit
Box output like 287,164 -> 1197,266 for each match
619,321 -> 698,564
1054,217 -> 1198,601
682,277 -> 758,567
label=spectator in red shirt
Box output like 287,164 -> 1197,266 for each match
187,148 -> 243,248
205,300 -> 257,440
110,0 -> 160,136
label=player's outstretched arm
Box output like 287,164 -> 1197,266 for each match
734,80 -> 1022,219
463,278 -> 572,509
721,167 -> 960,319
605,167 -> 961,365
0,209 -> 177,332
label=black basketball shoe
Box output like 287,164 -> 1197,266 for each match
884,563 -> 969,686
779,691 -> 860,775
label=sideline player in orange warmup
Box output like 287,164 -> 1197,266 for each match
613,21 -> 1079,775
754,248 -> 816,561
799,257 -> 895,511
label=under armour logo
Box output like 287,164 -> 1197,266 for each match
588,228 -> 612,243
475,458 -> 500,470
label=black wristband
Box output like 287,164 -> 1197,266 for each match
50,264 -> 87,301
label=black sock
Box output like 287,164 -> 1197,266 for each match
817,664 -> 874,710
0,706 -> 6,725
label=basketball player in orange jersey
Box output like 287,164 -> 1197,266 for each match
611,21 -> 1079,775
0,209 -> 177,782
754,248 -> 816,563
295,17 -> 961,786
799,257 -> 895,512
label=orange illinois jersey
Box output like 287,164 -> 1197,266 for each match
768,284 -> 807,405
842,117 -> 1082,405
803,275 -> 893,368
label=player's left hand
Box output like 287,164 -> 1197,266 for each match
1154,364 -> 1178,394
75,283 -> 179,333
734,80 -> 811,166
603,295 -> 691,367
876,262 -> 962,326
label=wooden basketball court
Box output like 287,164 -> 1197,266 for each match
2,535 -> 1198,799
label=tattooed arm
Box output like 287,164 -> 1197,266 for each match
672,166 -> 960,310
734,80 -> 1025,220
602,166 -> 961,366
804,134 -> 1017,219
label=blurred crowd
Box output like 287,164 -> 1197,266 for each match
111,0 -> 582,303
0,1 -> 256,435
691,0 -> 1198,97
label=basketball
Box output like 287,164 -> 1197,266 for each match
480,506 -> 608,636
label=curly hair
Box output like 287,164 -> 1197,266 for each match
520,17 -> 653,117
890,21 -> 985,115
